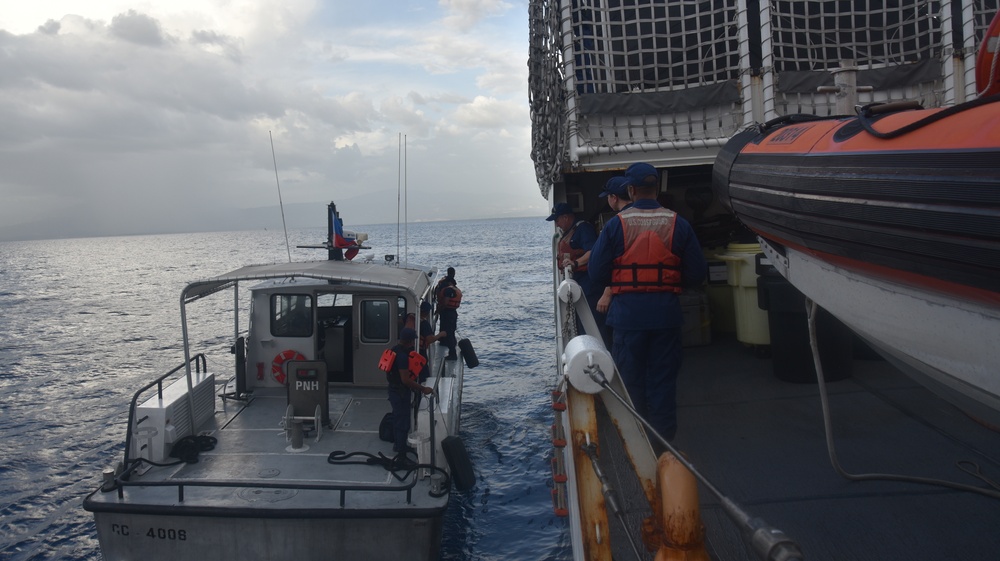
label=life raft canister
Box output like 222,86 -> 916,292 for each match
271,349 -> 306,385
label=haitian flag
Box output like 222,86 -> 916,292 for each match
331,209 -> 360,260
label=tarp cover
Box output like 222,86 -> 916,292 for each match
577,81 -> 740,116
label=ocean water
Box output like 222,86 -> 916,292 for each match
0,216 -> 569,561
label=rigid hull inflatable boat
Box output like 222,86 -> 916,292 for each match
712,93 -> 1000,427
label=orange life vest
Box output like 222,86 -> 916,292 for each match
438,286 -> 462,309
407,351 -> 427,375
377,348 -> 396,372
558,221 -> 589,272
611,206 -> 682,294
380,346 -> 423,386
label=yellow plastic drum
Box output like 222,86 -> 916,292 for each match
716,243 -> 770,346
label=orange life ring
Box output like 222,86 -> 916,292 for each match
271,349 -> 306,385
976,10 -> 1000,97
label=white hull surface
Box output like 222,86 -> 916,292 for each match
762,240 -> 1000,427
92,513 -> 442,561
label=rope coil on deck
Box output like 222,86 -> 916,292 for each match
326,450 -> 452,498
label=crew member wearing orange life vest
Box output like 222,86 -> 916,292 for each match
384,328 -> 432,455
589,163 -> 706,448
547,202 -> 600,335
435,268 -> 461,360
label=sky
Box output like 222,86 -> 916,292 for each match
0,1 -> 545,241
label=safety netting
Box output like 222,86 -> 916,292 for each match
569,0 -> 742,93
528,0 -> 1000,197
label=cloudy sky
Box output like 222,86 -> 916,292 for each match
0,1 -> 544,241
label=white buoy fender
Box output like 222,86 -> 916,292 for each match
562,335 -> 614,394
458,338 -> 479,368
442,435 -> 475,491
557,278 -> 582,303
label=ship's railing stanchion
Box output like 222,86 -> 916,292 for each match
580,361 -> 805,561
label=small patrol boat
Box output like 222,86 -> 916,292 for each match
83,202 -> 475,561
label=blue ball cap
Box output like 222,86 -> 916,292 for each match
624,162 -> 659,189
545,202 -> 574,221
420,301 -> 432,313
399,327 -> 417,341
599,176 -> 629,198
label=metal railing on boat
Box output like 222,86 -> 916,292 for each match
121,353 -> 208,469
109,467 -> 422,507
110,351 -> 450,507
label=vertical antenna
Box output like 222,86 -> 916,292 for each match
269,131 -> 292,263
404,134 -> 408,268
396,132 -> 402,262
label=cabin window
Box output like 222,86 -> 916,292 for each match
318,293 -> 353,308
397,296 -> 411,330
361,299 -> 391,343
271,294 -> 313,338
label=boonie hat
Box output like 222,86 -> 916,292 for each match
546,202 -> 574,221
625,162 -> 659,189
599,176 -> 629,198
399,327 -> 417,341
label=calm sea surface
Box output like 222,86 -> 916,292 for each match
0,217 -> 570,561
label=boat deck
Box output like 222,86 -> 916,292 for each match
88,382 -> 454,514
672,334 -> 1000,561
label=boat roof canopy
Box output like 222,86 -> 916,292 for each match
182,260 -> 436,303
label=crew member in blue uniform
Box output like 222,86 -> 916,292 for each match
547,202 -> 601,337
593,176 -> 632,348
588,163 -> 706,447
386,328 -> 432,455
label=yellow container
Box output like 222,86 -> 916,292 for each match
703,248 -> 736,334
716,243 -> 770,346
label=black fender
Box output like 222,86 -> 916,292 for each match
458,338 -> 479,368
442,435 -> 475,491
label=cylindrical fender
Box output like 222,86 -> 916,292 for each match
442,435 -> 475,491
654,452 -> 710,561
458,338 -> 479,368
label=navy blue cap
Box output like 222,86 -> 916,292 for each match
399,327 -> 417,341
546,202 -> 574,221
420,301 -> 432,313
624,162 -> 659,189
599,176 -> 629,198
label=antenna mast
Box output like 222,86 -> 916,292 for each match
396,133 -> 401,262
404,134 -> 408,268
269,131 -> 292,263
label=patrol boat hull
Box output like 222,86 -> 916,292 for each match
91,511 -> 443,561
